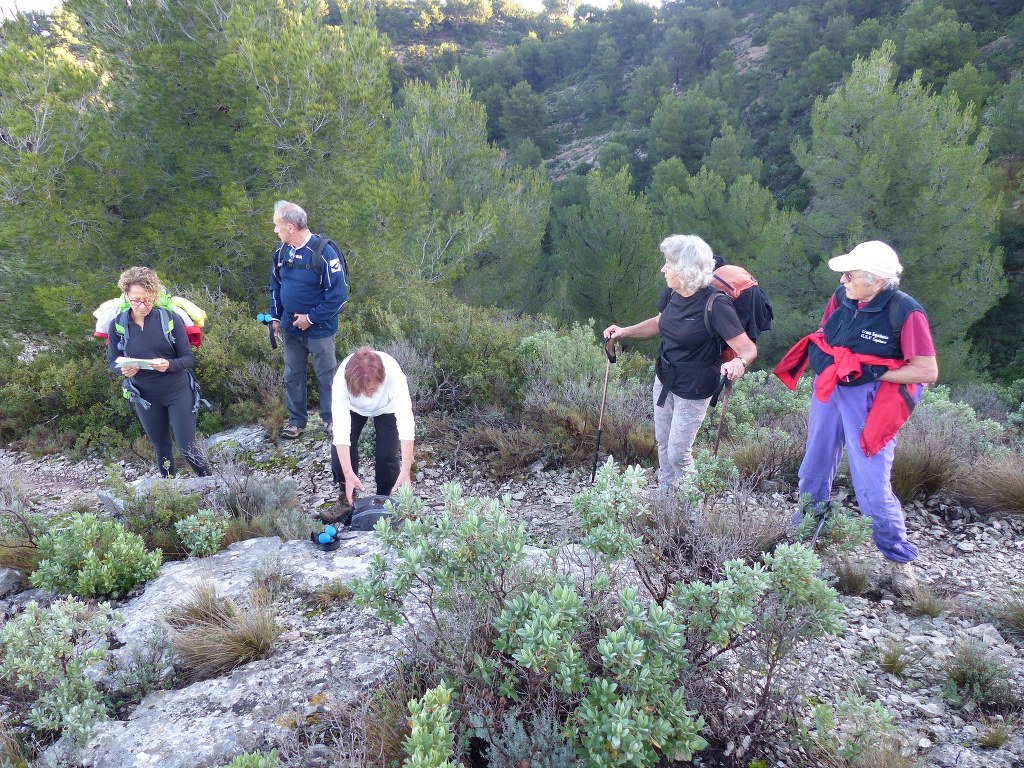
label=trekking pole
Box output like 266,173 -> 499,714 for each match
591,337 -> 617,484
712,375 -> 731,457
256,313 -> 278,349
809,501 -> 834,549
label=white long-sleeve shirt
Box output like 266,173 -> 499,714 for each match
331,351 -> 415,445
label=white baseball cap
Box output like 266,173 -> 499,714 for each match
828,240 -> 903,280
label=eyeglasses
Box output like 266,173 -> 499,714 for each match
127,296 -> 156,306
841,271 -> 863,282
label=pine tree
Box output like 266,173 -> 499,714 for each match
793,43 -> 1004,378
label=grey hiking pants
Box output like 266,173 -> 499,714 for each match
653,378 -> 711,491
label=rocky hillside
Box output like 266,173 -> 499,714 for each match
1,425 -> 1023,767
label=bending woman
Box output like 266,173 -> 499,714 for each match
107,267 -> 210,477
604,235 -> 756,492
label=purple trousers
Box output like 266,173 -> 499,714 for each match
797,378 -> 920,563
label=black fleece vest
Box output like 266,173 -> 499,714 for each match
808,287 -> 923,385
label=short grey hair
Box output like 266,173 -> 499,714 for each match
660,234 -> 716,293
274,200 -> 308,230
861,271 -> 901,290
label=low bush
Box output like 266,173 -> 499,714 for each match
174,509 -> 230,558
107,626 -> 177,713
892,386 -> 1003,501
954,450 -> 1024,514
30,513 -> 162,599
403,683 -> 456,768
0,335 -> 138,455
219,751 -> 281,768
0,598 -> 116,744
165,584 -> 281,682
355,462 -> 844,767
798,694 -> 898,767
943,639 -> 1017,710
0,474 -> 43,572
794,502 -> 873,557
118,478 -> 203,557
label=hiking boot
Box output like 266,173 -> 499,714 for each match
885,559 -> 918,598
315,501 -> 350,525
280,424 -> 304,440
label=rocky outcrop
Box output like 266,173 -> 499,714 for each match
75,535 -> 399,768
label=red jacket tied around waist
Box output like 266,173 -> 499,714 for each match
774,331 -> 918,457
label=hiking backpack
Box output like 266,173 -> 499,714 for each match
702,264 -> 774,362
274,233 -> 350,289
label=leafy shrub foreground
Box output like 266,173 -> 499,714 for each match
354,462 -> 849,767
0,598 -> 116,745
29,513 -> 162,600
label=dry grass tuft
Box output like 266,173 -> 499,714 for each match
853,736 -> 916,768
910,585 -> 947,618
831,557 -> 872,596
165,584 -> 281,681
0,720 -> 31,768
891,426 -> 963,502
313,579 -> 354,608
955,452 -> 1024,514
728,428 -> 804,486
878,642 -> 921,677
977,714 -> 1015,748
362,665 -> 426,767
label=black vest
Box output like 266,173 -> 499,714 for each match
808,287 -> 923,385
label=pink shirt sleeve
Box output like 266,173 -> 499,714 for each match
899,310 -> 936,360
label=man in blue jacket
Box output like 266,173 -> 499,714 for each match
269,200 -> 348,439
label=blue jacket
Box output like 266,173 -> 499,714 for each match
269,234 -> 348,339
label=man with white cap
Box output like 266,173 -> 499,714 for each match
774,240 -> 938,596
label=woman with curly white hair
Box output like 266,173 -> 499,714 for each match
604,235 -> 756,492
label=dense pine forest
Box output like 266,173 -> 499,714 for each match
1,0 -> 1022,449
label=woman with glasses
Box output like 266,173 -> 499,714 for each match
775,241 -> 938,596
106,266 -> 211,477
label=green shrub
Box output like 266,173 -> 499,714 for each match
798,694 -> 897,766
943,639 -> 1017,709
356,462 -> 845,767
403,684 -> 457,768
30,513 -> 162,599
794,501 -> 873,556
119,479 -> 203,556
175,509 -> 229,558
219,751 -> 281,768
0,336 -> 138,455
515,322 -> 656,471
0,598 -> 115,743
386,289 -> 542,410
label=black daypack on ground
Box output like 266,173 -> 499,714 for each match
275,233 -> 350,288
347,495 -> 396,531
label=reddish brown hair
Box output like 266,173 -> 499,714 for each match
344,347 -> 386,397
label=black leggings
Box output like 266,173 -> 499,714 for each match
330,412 -> 400,496
134,383 -> 210,477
